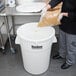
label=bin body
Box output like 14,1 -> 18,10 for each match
15,22 -> 57,74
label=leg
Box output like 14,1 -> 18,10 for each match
53,29 -> 66,59
66,33 -> 76,65
61,33 -> 76,69
59,29 -> 66,58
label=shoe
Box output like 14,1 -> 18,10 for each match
61,62 -> 72,69
53,54 -> 63,59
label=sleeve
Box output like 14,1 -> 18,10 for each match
49,0 -> 62,8
68,12 -> 76,19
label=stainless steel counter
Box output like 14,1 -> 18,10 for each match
5,6 -> 41,16
5,0 -> 48,16
1,0 -> 49,16
0,8 -> 41,16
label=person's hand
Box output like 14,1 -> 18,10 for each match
46,4 -> 51,10
41,4 -> 51,16
61,12 -> 68,17
58,12 -> 68,21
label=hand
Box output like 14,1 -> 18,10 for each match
58,12 -> 68,21
61,12 -> 68,17
41,4 -> 51,16
46,4 -> 51,10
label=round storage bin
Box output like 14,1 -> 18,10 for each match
15,22 -> 57,75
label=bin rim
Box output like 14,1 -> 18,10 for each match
17,33 -> 55,43
16,22 -> 55,42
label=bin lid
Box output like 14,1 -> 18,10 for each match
17,22 -> 55,42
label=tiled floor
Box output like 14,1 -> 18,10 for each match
0,38 -> 76,76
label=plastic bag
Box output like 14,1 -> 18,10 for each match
38,3 -> 62,27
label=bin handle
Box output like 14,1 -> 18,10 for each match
52,36 -> 57,43
31,45 -> 43,49
15,36 -> 20,44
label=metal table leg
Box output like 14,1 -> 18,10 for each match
11,16 -> 16,40
12,16 -> 15,36
4,16 -> 15,54
0,30 -> 6,54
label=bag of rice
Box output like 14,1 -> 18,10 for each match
38,3 -> 62,27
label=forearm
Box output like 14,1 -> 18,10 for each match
49,0 -> 62,8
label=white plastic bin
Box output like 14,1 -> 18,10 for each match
15,22 -> 57,75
